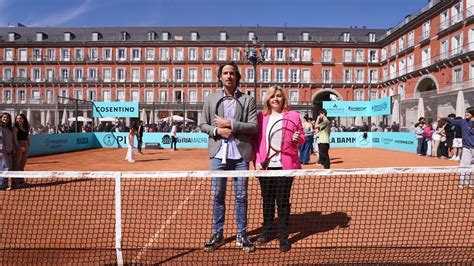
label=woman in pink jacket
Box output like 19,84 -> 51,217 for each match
254,85 -> 305,252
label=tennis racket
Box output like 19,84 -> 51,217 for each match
215,95 -> 244,164
260,118 -> 299,169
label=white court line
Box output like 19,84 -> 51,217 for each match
132,179 -> 205,263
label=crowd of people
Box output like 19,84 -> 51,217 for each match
0,112 -> 30,190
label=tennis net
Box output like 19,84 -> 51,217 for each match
0,167 -> 472,264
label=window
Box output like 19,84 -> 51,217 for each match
103,90 -> 111,102
344,69 -> 352,83
191,32 -> 199,41
162,32 -> 169,41
159,90 -> 168,103
289,48 -> 299,61
103,48 -> 112,61
3,68 -> 12,81
103,68 -> 112,82
117,68 -> 126,82
399,59 -> 406,75
399,84 -> 406,100
131,68 -> 140,82
369,69 -> 378,83
322,69 -> 331,83
32,68 -> 41,81
275,69 -> 285,83
368,33 -> 376,42
46,69 -> 54,81
145,90 -> 154,103
202,89 -> 211,100
440,10 -> 449,30
148,32 -> 156,41
131,90 -> 140,102
61,68 -> 70,81
189,48 -> 198,61
355,90 -> 364,101
355,69 -> 364,83
5,48 -> 13,61
89,48 -> 98,60
390,63 -> 396,79
46,90 -> 54,103
188,68 -> 198,82
381,47 -> 387,61
302,32 -> 309,41
181,89 -> 194,104
390,41 -> 396,57
60,89 -> 68,103
232,48 -> 241,61
88,68 -> 98,81
117,48 -> 127,61
174,47 -> 184,61
289,91 -> 298,104
203,68 -> 212,82
174,68 -> 183,82
440,39 -> 449,59
73,89 -> 83,100
246,68 -> 255,82
322,49 -> 332,62
4,89 -> 12,103
398,36 -> 406,52
45,48 -> 55,61
369,91 -> 378,100
261,69 -> 270,82
408,31 -> 414,47
277,32 -> 284,41
18,68 -> 27,79
422,21 -> 431,40
18,90 -> 26,103
248,32 -> 255,41
368,50 -> 378,63
451,34 -> 463,55
159,48 -> 169,61
61,48 -> 70,61
343,32 -> 350,42
74,68 -> 83,81
146,68 -> 154,82
33,48 -> 42,61
217,48 -> 227,61
203,48 -> 212,60
146,48 -> 155,61
8,32 -> 15,42
64,32 -> 71,41
92,32 -> 100,41
302,49 -> 311,61
452,3 -> 462,24
121,32 -> 128,41
289,69 -> 299,83
453,67 -> 463,84
74,48 -> 83,61
131,48 -> 141,61
344,49 -> 352,62
407,55 -> 414,72
87,90 -> 96,101
276,48 -> 285,61
160,68 -> 169,82
220,32 -> 227,41
301,69 -> 310,83
174,90 -> 183,103
422,48 -> 431,67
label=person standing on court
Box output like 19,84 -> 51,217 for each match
445,107 -> 474,188
125,123 -> 137,163
170,122 -> 178,151
0,113 -> 14,190
314,109 -> 331,169
11,113 -> 30,189
254,85 -> 305,252
199,61 -> 257,252
137,120 -> 144,155
299,114 -> 314,165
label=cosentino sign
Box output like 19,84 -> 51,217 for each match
93,102 -> 139,118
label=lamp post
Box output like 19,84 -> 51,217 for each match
245,36 -> 266,106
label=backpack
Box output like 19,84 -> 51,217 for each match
422,126 -> 433,138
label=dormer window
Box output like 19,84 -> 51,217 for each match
248,32 -> 255,41
8,32 -> 16,42
120,32 -> 129,41
92,32 -> 101,41
64,32 -> 73,41
343,32 -> 350,42
302,32 -> 309,41
277,32 -> 284,41
162,32 -> 170,41
36,32 -> 46,41
368,33 -> 376,42
191,32 -> 199,41
148,31 -> 157,41
220,32 -> 227,41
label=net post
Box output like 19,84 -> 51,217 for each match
114,172 -> 124,266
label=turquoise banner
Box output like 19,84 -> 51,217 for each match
94,132 -> 209,149
93,102 -> 139,118
323,96 -> 391,117
29,133 -> 95,156
327,132 -> 416,153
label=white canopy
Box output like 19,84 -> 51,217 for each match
160,115 -> 194,123
68,116 -> 92,122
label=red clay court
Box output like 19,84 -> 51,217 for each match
0,148 -> 472,264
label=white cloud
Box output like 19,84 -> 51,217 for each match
30,0 -> 94,26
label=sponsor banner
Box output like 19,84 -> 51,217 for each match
94,132 -> 209,149
29,133 -> 95,156
323,97 -> 391,117
325,132 -> 416,153
93,102 -> 139,118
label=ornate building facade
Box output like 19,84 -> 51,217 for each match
0,0 -> 472,129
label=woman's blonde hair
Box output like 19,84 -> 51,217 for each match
262,85 -> 290,115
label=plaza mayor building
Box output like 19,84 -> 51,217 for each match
0,0 -> 473,130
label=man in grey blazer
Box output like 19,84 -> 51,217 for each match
199,61 -> 257,252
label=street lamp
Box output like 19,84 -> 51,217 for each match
245,36 -> 266,105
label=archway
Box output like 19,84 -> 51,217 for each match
312,89 -> 343,114
415,76 -> 437,95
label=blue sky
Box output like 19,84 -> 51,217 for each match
0,0 -> 428,29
